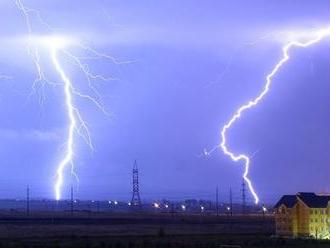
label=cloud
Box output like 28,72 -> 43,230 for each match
0,128 -> 61,142
25,129 -> 61,142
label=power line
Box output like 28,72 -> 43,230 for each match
131,160 -> 141,207
241,178 -> 246,214
26,185 -> 30,216
216,185 -> 219,216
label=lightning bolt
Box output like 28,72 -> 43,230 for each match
47,38 -> 115,201
208,28 -> 330,205
14,0 -> 128,200
50,47 -> 77,201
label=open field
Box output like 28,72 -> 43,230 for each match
2,234 -> 330,248
0,212 -> 273,236
0,212 -> 326,247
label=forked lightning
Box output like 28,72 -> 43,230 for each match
209,28 -> 330,204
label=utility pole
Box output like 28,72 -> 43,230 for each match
26,185 -> 30,216
229,187 -> 233,217
70,185 -> 74,216
262,204 -> 267,233
216,185 -> 219,216
241,178 -> 246,215
170,203 -> 174,218
97,201 -> 100,212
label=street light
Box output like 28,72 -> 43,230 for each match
261,204 -> 267,231
262,205 -> 267,213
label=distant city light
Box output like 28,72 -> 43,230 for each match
226,206 -> 231,211
262,206 -> 267,212
114,201 -> 118,205
153,203 -> 160,208
108,200 -> 112,204
181,205 -> 186,210
128,202 -> 131,206
200,206 -> 205,211
165,204 -> 169,209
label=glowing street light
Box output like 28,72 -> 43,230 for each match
262,206 -> 267,213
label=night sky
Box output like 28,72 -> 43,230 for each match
0,0 -> 330,204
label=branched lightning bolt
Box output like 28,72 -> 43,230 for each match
50,47 -> 76,200
14,0 -> 129,200
207,28 -> 330,205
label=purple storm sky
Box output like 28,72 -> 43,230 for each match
0,0 -> 330,204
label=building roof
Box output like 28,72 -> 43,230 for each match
274,195 -> 297,208
297,192 -> 330,208
274,192 -> 330,209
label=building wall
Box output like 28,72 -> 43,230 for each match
309,208 -> 329,239
292,204 -> 298,236
276,203 -> 330,239
275,204 -> 294,237
296,200 -> 309,236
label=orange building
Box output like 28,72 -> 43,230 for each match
274,192 -> 330,239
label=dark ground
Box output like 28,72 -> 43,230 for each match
0,212 -> 326,247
